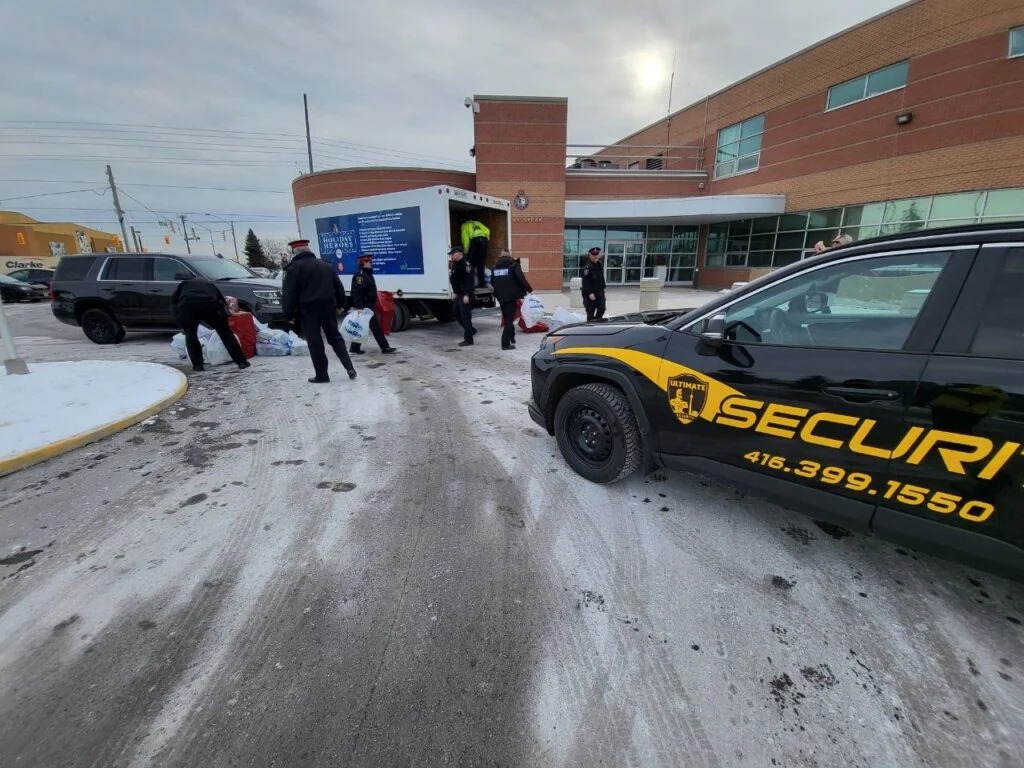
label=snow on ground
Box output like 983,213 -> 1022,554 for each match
0,361 -> 185,462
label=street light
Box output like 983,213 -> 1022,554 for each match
204,213 -> 239,262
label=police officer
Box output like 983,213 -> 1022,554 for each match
449,246 -> 476,346
490,248 -> 532,350
581,246 -> 607,322
172,277 -> 251,372
281,239 -> 356,383
349,254 -> 396,355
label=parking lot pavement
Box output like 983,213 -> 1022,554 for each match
0,308 -> 1022,767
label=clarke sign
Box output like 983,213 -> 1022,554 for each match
4,258 -> 47,270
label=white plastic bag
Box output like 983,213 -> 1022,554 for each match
170,333 -> 188,359
287,331 -> 310,357
256,339 -> 290,357
520,293 -> 546,328
547,306 -> 587,332
203,331 -> 235,366
340,308 -> 374,344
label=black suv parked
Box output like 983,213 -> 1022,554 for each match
51,253 -> 286,344
530,222 -> 1024,580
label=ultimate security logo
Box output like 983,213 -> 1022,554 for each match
668,374 -> 709,425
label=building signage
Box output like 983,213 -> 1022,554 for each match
514,190 -> 529,210
4,258 -> 47,270
48,241 -> 66,258
75,230 -> 92,254
315,206 -> 424,276
513,216 -> 544,223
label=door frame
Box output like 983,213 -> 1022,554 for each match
604,240 -> 645,285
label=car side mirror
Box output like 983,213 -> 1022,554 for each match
174,273 -> 192,281
700,313 -> 726,348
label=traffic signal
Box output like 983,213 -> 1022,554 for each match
164,235 -> 171,245
16,231 -> 26,245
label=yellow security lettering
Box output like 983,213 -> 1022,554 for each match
905,431 -> 995,475
849,421 -> 925,460
755,403 -> 808,440
976,441 -> 1021,480
799,412 -> 859,449
715,397 -> 762,429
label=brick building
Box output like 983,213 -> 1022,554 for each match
293,0 -> 1024,291
0,211 -> 121,272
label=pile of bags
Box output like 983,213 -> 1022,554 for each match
504,293 -> 586,333
170,315 -> 309,366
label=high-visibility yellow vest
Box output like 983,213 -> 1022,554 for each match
461,220 -> 490,252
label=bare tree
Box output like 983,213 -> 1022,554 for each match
260,237 -> 288,267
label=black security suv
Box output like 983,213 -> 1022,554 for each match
51,253 -> 286,344
530,222 -> 1024,579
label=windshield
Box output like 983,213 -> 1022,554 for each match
0,274 -> 23,284
189,258 -> 256,281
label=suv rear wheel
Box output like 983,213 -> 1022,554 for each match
81,308 -> 123,345
554,382 -> 642,483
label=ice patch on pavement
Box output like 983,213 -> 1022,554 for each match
0,361 -> 185,463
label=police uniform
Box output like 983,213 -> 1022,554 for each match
349,255 -> 395,354
490,253 -> 532,349
172,278 -> 250,372
281,239 -> 355,382
449,247 -> 476,345
581,248 -> 607,322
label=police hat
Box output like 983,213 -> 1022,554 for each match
448,246 -> 464,255
588,247 -> 601,256
357,254 -> 373,262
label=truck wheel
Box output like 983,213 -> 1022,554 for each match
392,302 -> 411,332
554,383 -> 642,484
81,308 -> 123,345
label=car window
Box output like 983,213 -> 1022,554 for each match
153,257 -> 193,281
102,257 -> 147,281
54,257 -> 96,280
7,270 -> 27,280
969,248 -> 1024,360
718,250 -> 951,350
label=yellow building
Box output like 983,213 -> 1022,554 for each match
0,211 -> 123,271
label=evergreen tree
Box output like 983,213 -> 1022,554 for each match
243,229 -> 269,269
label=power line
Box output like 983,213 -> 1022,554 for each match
0,186 -> 107,202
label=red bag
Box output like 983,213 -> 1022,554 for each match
227,312 -> 258,359
375,291 -> 395,336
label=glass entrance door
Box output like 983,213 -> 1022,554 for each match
605,241 -> 644,284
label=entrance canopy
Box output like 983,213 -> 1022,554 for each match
564,194 -> 786,225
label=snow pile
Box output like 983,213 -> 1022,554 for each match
0,361 -> 185,463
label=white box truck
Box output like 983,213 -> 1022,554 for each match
295,185 -> 512,331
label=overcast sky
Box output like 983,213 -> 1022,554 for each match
2,0 -> 905,259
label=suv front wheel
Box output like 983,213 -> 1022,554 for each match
554,382 -> 642,484
81,308 -> 123,345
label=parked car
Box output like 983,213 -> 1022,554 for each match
5,267 -> 56,289
530,222 -> 1024,580
51,253 -> 287,344
0,273 -> 48,303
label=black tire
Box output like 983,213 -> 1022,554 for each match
394,301 -> 411,332
553,382 -> 642,484
81,308 -> 123,345
1,290 -> 19,303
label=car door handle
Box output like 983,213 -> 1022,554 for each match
822,385 -> 901,402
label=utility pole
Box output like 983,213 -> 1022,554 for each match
303,93 -> 314,174
106,165 -> 131,252
130,226 -> 143,252
229,220 -> 239,261
180,214 -> 192,254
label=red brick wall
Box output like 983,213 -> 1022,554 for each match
565,175 -> 705,199
473,96 -> 568,290
602,0 -> 1024,207
292,168 -> 476,209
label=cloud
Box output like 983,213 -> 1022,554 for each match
1,0 -> 904,253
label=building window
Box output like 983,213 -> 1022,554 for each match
714,115 -> 764,179
645,154 -> 664,170
826,61 -> 909,111
1011,26 -> 1024,58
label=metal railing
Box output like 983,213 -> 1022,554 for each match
566,144 -> 706,175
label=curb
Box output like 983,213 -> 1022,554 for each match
0,368 -> 189,478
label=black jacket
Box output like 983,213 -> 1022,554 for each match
350,267 -> 378,310
449,258 -> 475,296
490,255 -> 533,303
581,260 -> 606,296
172,278 -> 227,309
282,252 -> 347,317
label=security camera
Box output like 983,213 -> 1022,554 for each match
464,97 -> 473,108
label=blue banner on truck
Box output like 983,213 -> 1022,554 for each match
315,206 -> 424,276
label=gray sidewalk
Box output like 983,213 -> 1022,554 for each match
534,285 -> 721,317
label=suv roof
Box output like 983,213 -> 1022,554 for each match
828,220 -> 1024,255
